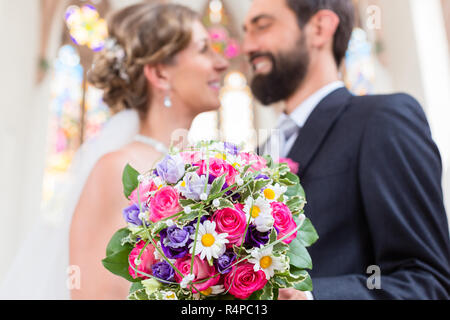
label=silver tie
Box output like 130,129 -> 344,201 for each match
264,116 -> 298,160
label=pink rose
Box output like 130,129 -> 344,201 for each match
223,263 -> 267,299
174,255 -> 220,293
271,202 -> 298,244
278,157 -> 299,175
149,186 -> 181,222
128,241 -> 156,279
129,180 -> 158,205
212,204 -> 247,246
180,151 -> 203,165
196,158 -> 239,185
239,152 -> 267,172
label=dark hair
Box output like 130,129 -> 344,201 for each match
285,0 -> 355,66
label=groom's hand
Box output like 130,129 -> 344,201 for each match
278,288 -> 308,300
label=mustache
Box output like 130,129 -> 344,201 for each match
248,52 -> 276,66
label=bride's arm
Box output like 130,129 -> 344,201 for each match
69,152 -> 131,300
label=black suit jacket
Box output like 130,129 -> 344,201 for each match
259,87 -> 450,299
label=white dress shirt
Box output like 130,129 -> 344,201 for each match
277,81 -> 345,158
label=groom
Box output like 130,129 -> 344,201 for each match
244,0 -> 450,299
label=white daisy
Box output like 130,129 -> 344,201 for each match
243,196 -> 272,223
180,273 -> 195,289
200,285 -> 225,297
189,220 -> 228,261
253,214 -> 275,233
153,176 -> 165,190
226,153 -> 246,170
262,183 -> 287,202
161,290 -> 178,300
248,246 -> 287,280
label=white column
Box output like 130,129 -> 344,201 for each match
409,0 -> 450,221
378,0 -> 450,222
0,0 -> 41,277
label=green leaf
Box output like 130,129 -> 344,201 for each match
186,165 -> 199,173
254,179 -> 271,192
179,199 -> 196,207
129,281 -> 144,295
269,228 -> 278,243
240,164 -> 253,176
128,288 -> 149,300
106,228 -> 132,257
217,198 -> 235,209
287,237 -> 312,270
209,175 -> 226,197
296,217 -> 319,247
103,228 -> 138,282
260,283 -> 275,300
276,162 -> 291,176
275,267 -> 308,289
284,183 -> 300,198
293,272 -> 313,292
248,283 -> 274,300
286,196 -> 305,214
122,164 -> 140,198
262,155 -> 274,168
288,267 -> 313,291
273,240 -> 289,253
102,249 -> 137,282
177,209 -> 208,225
272,287 -> 279,300
279,172 -> 300,186
148,220 -> 171,237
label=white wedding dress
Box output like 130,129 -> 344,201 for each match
0,109 -> 142,299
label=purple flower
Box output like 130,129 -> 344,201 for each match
151,261 -> 175,282
122,203 -> 142,226
255,174 -> 270,180
178,173 -> 212,201
187,216 -> 209,230
244,224 -> 270,248
224,142 -> 240,155
215,251 -> 237,274
156,154 -> 185,184
163,225 -> 190,248
160,225 -> 193,259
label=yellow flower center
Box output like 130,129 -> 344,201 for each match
200,287 -> 213,296
166,292 -> 176,299
251,205 -> 261,218
201,233 -> 215,247
260,256 -> 273,269
181,181 -> 186,187
232,162 -> 240,168
215,153 -> 226,160
158,185 -> 163,190
264,188 -> 276,200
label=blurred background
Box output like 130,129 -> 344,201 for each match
0,0 -> 449,281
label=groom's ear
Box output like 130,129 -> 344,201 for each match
143,64 -> 171,91
308,9 -> 340,50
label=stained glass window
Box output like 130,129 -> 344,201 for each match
41,3 -> 111,215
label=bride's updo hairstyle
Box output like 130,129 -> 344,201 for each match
88,3 -> 199,117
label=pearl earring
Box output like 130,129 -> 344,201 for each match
164,92 -> 172,108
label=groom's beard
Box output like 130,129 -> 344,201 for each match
250,36 -> 310,106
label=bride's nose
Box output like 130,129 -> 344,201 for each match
214,52 -> 230,73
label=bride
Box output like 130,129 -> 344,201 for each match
0,3 -> 228,300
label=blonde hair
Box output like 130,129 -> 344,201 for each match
88,3 -> 199,117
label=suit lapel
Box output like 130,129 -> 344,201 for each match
287,87 -> 352,177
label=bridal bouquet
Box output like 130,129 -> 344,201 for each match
102,141 -> 318,300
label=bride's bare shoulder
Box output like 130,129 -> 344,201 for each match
79,150 -> 127,195
88,142 -> 162,186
